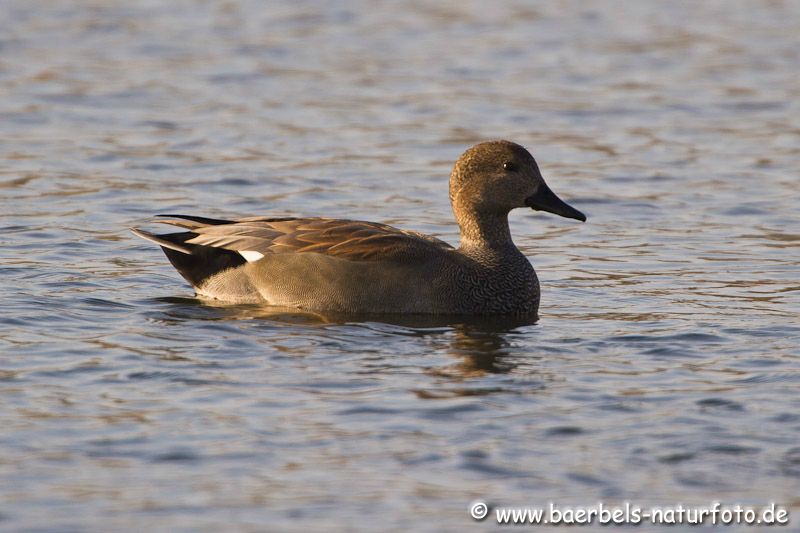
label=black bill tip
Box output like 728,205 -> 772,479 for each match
525,183 -> 586,222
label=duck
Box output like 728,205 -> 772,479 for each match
132,140 -> 586,317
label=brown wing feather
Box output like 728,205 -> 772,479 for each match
160,216 -> 452,262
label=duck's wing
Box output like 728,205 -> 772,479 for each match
134,215 -> 452,262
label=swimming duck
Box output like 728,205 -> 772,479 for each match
132,140 -> 585,316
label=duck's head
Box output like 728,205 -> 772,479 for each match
449,140 -> 586,222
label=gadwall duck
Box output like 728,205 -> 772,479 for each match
132,140 -> 585,316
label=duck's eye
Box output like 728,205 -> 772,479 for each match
503,161 -> 517,172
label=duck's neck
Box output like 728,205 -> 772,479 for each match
456,207 -> 518,256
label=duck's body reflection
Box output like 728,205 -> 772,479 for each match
154,297 -> 542,382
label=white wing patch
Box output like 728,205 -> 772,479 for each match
239,250 -> 265,262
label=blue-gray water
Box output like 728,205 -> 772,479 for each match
1,1 -> 799,531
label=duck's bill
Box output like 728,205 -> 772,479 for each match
525,183 -> 586,222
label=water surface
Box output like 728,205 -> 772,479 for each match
1,1 -> 799,531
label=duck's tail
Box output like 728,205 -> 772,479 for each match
131,225 -> 246,288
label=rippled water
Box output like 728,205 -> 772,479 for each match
1,1 -> 799,531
